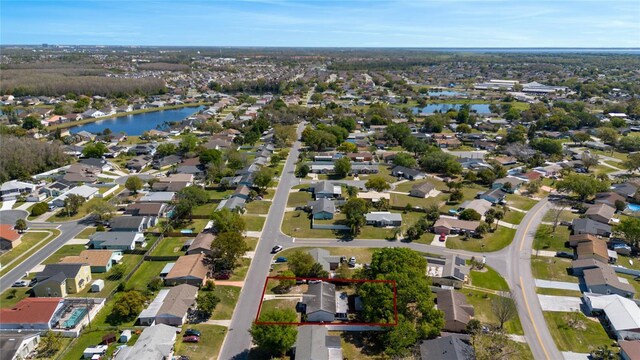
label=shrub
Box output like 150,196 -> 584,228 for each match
31,202 -> 48,217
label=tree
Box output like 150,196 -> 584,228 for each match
623,153 -> 640,173
295,164 -> 310,178
337,141 -> 357,153
276,270 -> 296,293
211,231 -> 248,270
109,263 -> 125,280
112,291 -> 146,322
473,331 -> 521,360
590,345 -> 616,360
531,138 -> 563,156
392,152 -> 418,168
31,202 -> 49,217
343,198 -> 368,236
63,194 -> 85,216
87,198 -> 116,222
571,131 -> 591,145
125,176 -> 143,194
334,156 -> 351,178
196,292 -> 220,319
615,199 -> 626,212
22,115 -> 42,130
82,142 -> 108,158
475,222 -> 490,237
253,167 -> 275,193
14,218 -> 27,233
346,185 -> 359,198
556,173 -> 609,200
156,143 -> 178,157
37,331 -> 64,358
581,153 -> 599,172
179,133 -> 198,153
287,251 -> 315,277
526,180 -> 541,194
449,189 -> 463,203
492,293 -> 517,330
597,127 -> 619,144
249,309 -> 298,356
173,186 -> 209,220
619,217 -> 640,247
459,208 -> 481,221
211,208 -> 246,233
365,176 -> 390,192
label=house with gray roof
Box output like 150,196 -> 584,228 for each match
50,185 -> 99,207
114,324 -> 177,360
409,182 -> 437,198
293,325 -> 342,360
426,255 -> 470,289
311,181 -> 342,200
109,216 -> 151,232
492,177 -> 524,193
89,232 -> 145,251
583,263 -> 635,298
215,196 -> 246,212
154,284 -> 198,326
571,218 -> 612,237
365,212 -> 402,227
437,289 -> 474,333
391,166 -> 425,180
479,188 -> 506,204
419,336 -> 475,360
612,182 -> 638,199
307,248 -> 342,272
308,198 -> 335,220
139,192 -> 175,203
300,282 -> 347,322
585,203 -> 615,224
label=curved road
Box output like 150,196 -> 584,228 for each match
218,125 -> 558,360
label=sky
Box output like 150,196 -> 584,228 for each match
1,0 -> 639,47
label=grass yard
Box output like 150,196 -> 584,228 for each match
470,266 -> 509,291
43,244 -> 86,264
210,285 -> 241,320
76,227 -> 97,238
618,273 -> 640,299
502,209 -> 525,225
531,257 -> 578,283
64,330 -> 129,360
533,224 -> 570,251
245,200 -> 272,214
0,286 -> 32,308
150,236 -> 188,256
390,192 -> 444,208
536,287 -> 583,297
543,311 -> 612,353
192,203 -> 216,216
446,226 -> 516,252
282,211 -> 331,238
374,166 -> 398,183
178,219 -> 210,233
230,258 -> 251,281
206,188 -> 234,200
332,331 -> 386,360
259,299 -> 300,318
464,289 -> 524,335
506,194 -> 538,211
542,209 -> 580,223
244,215 -> 266,232
173,324 -> 227,360
286,190 -> 312,207
125,260 -> 168,292
0,229 -> 61,276
245,237 -> 259,251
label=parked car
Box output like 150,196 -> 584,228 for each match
271,245 -> 283,253
183,336 -> 199,343
275,257 -> 288,263
12,280 -> 28,287
556,251 -> 574,259
308,279 -> 322,284
439,233 -> 446,242
184,329 -> 201,337
348,257 -> 356,267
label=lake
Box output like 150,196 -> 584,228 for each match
70,105 -> 205,135
427,90 -> 467,97
412,103 -> 491,115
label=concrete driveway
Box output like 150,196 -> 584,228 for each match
535,279 -> 581,291
537,294 -> 583,312
1,200 -> 16,211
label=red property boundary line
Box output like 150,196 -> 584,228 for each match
254,276 -> 398,326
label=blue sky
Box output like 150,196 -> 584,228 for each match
1,0 -> 639,47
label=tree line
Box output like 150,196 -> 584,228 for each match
0,135 -> 70,182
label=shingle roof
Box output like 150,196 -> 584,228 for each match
60,250 -> 113,267
304,281 -> 336,315
165,254 -> 208,281
187,232 -> 214,253
156,284 -> 198,319
0,225 -> 20,242
419,336 -> 475,360
294,325 -> 342,360
0,298 -> 62,325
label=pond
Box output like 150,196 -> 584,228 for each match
70,105 -> 205,135
427,90 -> 467,97
412,103 -> 492,115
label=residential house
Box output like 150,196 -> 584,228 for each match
130,144 -> 156,156
458,199 -> 492,217
391,166 -> 426,180
0,298 -> 63,332
124,202 -> 168,219
151,181 -> 190,192
574,238 -> 615,264
479,188 -> 506,204
350,163 -> 379,174
300,281 -> 347,322
50,185 -> 98,208
78,158 -> 110,171
426,255 -> 470,289
418,336 -> 475,360
114,324 -> 177,360
233,185 -> 251,200
59,250 -> 116,273
437,289 -> 475,333
164,254 -> 208,287
492,177 -> 524,193
144,284 -> 199,326
293,325 -> 342,360
409,182 -> 438,198
126,155 -> 153,171
594,192 -> 626,208
307,248 -> 343,272
215,196 -> 246,212
583,293 -> 640,340
311,181 -> 342,200
309,198 -> 336,220
152,155 -> 182,169
346,152 -> 374,162
365,212 -> 402,227
434,218 -> 480,235
0,224 -> 22,250
109,216 -> 152,232
571,218 -> 612,237
33,263 -> 92,297
89,232 -> 145,251
620,341 -> 640,360
42,182 -> 70,198
585,203 -> 616,224
583,263 -> 635,298
0,333 -> 41,360
0,180 -> 37,201
186,232 -> 214,256
612,182 -> 638,200
139,192 -> 175,203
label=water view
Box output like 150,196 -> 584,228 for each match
70,105 -> 205,135
427,90 -> 467,97
412,103 -> 492,114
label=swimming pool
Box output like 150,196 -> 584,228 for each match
180,229 -> 194,234
63,307 -> 88,328
627,204 -> 640,212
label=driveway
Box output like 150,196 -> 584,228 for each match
1,200 -> 16,211
535,279 -> 581,291
537,294 -> 583,312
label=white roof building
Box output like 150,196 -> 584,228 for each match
583,293 -> 640,340
114,324 -> 177,360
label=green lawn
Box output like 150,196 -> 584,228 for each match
531,257 -> 578,283
446,226 -> 516,252
470,266 -> 509,291
286,191 -> 312,207
178,219 -> 210,233
618,273 -> 640,299
64,330 -> 130,360
464,289 -> 524,335
542,210 -> 579,223
244,215 -> 266,232
173,324 -> 227,360
506,194 -> 538,211
43,244 -> 86,264
245,200 -> 272,214
0,286 -> 32,308
150,236 -> 188,256
206,188 -> 234,200
245,237 -> 259,251
125,260 -> 168,292
282,211 -> 331,238
533,225 -> 570,251
230,258 -> 251,281
210,286 -> 241,320
502,210 -> 525,225
192,203 -> 216,216
536,287 -> 583,297
0,229 -> 61,276
390,192 -> 444,208
76,227 -> 97,238
543,311 -> 612,353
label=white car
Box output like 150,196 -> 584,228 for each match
271,245 -> 283,254
348,257 -> 357,267
12,280 -> 28,287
